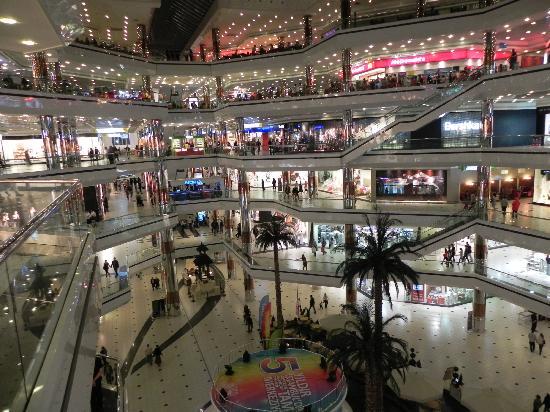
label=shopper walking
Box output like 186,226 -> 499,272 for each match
537,333 -> 546,356
529,330 -> 537,353
543,394 -> 550,412
309,295 -> 316,314
301,254 -> 308,270
145,344 -> 153,365
500,196 -> 509,219
103,260 -> 110,277
153,345 -> 162,368
245,313 -> 253,332
311,243 -> 317,257
534,395 -> 543,412
261,179 -> 265,191
511,197 -> 521,220
272,178 -> 276,191
111,257 -> 120,277
323,292 -> 328,309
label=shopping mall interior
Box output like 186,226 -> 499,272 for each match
0,0 -> 549,411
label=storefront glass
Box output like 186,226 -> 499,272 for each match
376,169 -> 447,200
534,170 -> 550,206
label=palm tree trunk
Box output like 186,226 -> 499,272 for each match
373,276 -> 384,412
273,244 -> 284,328
365,371 -> 379,412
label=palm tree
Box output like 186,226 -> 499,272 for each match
254,215 -> 297,328
327,302 -> 409,412
336,212 -> 418,411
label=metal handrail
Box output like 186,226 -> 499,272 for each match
0,179 -> 81,264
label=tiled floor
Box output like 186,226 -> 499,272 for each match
97,242 -> 550,412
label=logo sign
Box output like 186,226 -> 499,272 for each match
443,121 -> 482,132
389,56 -> 427,66
260,357 -> 300,373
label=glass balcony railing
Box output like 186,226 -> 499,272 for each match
0,179 -> 89,410
375,135 -> 549,150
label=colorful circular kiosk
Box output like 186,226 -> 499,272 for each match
211,340 -> 347,411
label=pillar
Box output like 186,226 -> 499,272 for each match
342,48 -> 352,92
161,228 -> 179,309
416,0 -> 426,17
244,270 -> 254,291
137,24 -> 149,58
473,235 -> 487,332
215,76 -> 224,103
199,44 -> 207,62
235,117 -> 245,145
56,117 -> 78,167
282,171 -> 291,188
341,0 -> 352,29
48,61 -> 62,92
224,209 -> 232,239
212,28 -> 221,60
31,52 -> 48,92
142,75 -> 152,101
483,30 -> 496,75
149,119 -> 180,310
305,65 -> 315,95
303,15 -> 313,47
343,167 -> 355,209
308,171 -> 317,198
344,224 -> 357,303
226,252 -> 235,278
370,169 -> 377,201
40,115 -> 60,169
203,84 -> 211,108
342,109 -> 353,148
238,169 -> 251,255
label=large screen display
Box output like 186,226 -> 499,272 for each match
376,169 -> 447,199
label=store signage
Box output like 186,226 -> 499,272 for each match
443,120 -> 482,132
351,48 -> 511,75
389,56 -> 427,66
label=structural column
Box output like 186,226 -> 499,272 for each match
56,117 -> 78,167
199,44 -> 207,62
235,117 -> 245,146
212,28 -> 221,60
48,60 -> 62,92
343,167 -> 355,209
342,109 -> 353,147
303,15 -> 313,46
238,169 -> 252,256
342,48 -> 352,92
142,75 -> 152,101
340,0 -> 352,29
344,224 -> 357,303
40,115 -> 60,169
305,65 -> 315,95
483,30 -> 496,75
215,76 -> 224,104
137,24 -> 149,58
31,52 -> 48,92
149,119 -> 180,310
416,0 -> 426,17
308,171 -> 317,198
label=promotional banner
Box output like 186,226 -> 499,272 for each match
258,295 -> 270,338
261,302 -> 272,340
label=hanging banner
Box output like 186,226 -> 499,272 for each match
261,302 -> 272,340
258,295 -> 270,336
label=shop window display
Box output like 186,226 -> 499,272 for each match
376,169 -> 447,200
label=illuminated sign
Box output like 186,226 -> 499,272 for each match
443,121 -> 482,132
389,56 -> 427,66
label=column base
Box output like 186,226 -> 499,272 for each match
166,291 -> 181,310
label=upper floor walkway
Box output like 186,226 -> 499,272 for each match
53,0 -> 547,78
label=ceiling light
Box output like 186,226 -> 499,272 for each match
21,40 -> 37,46
0,17 -> 19,25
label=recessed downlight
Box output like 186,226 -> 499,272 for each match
0,17 -> 19,25
21,40 -> 37,46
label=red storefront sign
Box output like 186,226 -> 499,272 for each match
351,48 -> 511,75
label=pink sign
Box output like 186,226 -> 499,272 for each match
351,48 -> 511,75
